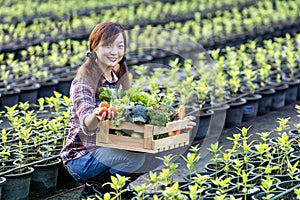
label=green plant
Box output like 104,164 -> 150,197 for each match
239,171 -> 253,200
160,182 -> 186,200
209,59 -> 227,106
295,187 -> 300,199
260,175 -> 276,199
103,173 -> 130,200
208,142 -> 223,178
143,171 -> 159,193
188,173 -> 211,199
211,175 -> 231,195
251,142 -> 271,175
181,144 -> 201,179
132,183 -> 148,200
285,48 -> 297,81
156,154 -> 178,188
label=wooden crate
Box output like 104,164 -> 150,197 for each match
96,119 -> 190,153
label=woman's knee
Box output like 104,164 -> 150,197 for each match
130,152 -> 146,169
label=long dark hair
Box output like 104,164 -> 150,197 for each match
77,22 -> 131,90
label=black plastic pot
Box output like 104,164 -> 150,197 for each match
267,183 -> 300,199
276,179 -> 300,191
0,87 -> 21,111
193,109 -> 214,142
37,78 -> 59,98
30,157 -> 62,198
18,82 -> 41,104
225,98 -> 247,128
2,166 -> 34,200
0,176 -> 6,199
283,79 -> 300,105
242,94 -> 262,122
251,191 -> 282,200
257,87 -> 276,116
270,82 -> 289,111
56,71 -> 75,97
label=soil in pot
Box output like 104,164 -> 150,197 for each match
276,179 -> 300,191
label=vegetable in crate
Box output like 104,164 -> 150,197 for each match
124,105 -> 148,124
147,108 -> 169,127
98,101 -> 118,120
151,104 -> 177,121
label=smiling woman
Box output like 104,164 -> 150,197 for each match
59,22 -> 144,199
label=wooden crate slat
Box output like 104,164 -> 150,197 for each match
96,142 -> 158,153
96,120 -> 110,143
96,119 -> 190,153
153,132 -> 189,151
109,134 -> 144,147
144,125 -> 154,149
152,119 -> 189,135
109,121 -> 145,133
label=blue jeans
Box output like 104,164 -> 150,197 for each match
66,147 -> 146,182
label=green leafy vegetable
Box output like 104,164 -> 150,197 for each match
124,105 -> 148,124
147,108 -> 169,127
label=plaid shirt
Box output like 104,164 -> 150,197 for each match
60,72 -> 118,164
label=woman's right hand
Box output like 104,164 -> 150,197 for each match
94,107 -> 115,121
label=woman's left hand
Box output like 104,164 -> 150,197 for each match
181,116 -> 196,133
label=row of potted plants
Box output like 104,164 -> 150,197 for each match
1,30 -> 299,104
0,24 -> 299,108
78,108 -> 300,199
1,0 -> 299,78
1,90 -> 300,199
0,0 -> 254,52
2,92 -> 300,199
0,91 -> 69,199
1,0 -> 299,53
0,0 -> 171,24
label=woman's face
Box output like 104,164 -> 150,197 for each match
95,33 -> 125,68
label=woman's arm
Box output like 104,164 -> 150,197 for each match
84,109 -> 100,131
71,78 -> 100,135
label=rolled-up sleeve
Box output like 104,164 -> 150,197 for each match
70,78 -> 99,136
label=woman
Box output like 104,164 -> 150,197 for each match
60,22 -> 196,199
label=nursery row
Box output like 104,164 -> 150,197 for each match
127,111 -> 300,199
1,92 -> 300,199
1,0 -> 299,54
0,91 -> 69,199
0,0 -> 258,52
1,0 -> 299,111
0,28 -> 299,112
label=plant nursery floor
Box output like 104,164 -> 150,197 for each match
44,101 -> 300,200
